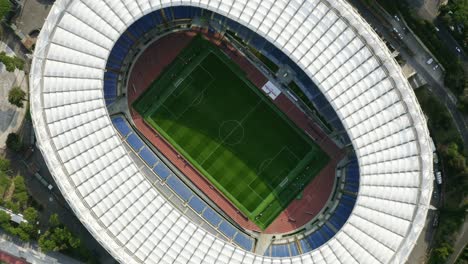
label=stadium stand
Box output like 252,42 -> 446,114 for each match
101,6 -> 349,142
31,0 -> 433,262
111,116 -> 255,251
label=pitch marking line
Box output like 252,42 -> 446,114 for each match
198,100 -> 262,167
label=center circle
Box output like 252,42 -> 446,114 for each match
218,120 -> 244,146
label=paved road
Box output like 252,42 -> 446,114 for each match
447,214 -> 468,264
0,229 -> 82,264
348,0 -> 468,151
5,122 -> 116,264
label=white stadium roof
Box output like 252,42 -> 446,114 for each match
31,0 -> 433,263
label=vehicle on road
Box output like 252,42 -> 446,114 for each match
435,171 -> 442,185
434,27 -> 440,32
432,214 -> 439,227
394,15 -> 400,22
426,58 -> 434,65
455,46 -> 461,53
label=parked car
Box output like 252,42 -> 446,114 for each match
426,58 -> 434,65
435,171 -> 442,185
432,214 -> 439,227
394,15 -> 400,22
434,27 -> 440,32
455,46 -> 461,53
432,64 -> 439,71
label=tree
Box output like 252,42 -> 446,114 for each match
434,243 -> 454,262
39,227 -> 79,252
0,0 -> 11,21
6,133 -> 22,152
16,224 -> 31,241
23,207 -> 38,223
0,158 -> 10,173
0,210 -> 10,225
39,231 -> 57,252
7,87 -> 25,108
48,213 -> 60,227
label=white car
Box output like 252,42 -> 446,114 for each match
455,47 -> 461,53
435,27 -> 440,32
432,64 -> 439,70
426,58 -> 434,65
394,15 -> 400,22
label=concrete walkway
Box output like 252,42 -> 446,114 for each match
0,41 -> 27,149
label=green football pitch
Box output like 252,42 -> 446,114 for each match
133,35 -> 329,229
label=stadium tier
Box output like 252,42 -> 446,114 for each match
31,0 -> 433,263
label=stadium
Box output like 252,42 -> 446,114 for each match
30,0 -> 434,263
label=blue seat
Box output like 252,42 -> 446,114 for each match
328,213 -> 346,230
166,176 -> 192,201
173,6 -> 191,19
202,208 -> 222,227
233,232 -> 254,251
112,117 -> 131,137
188,196 -> 206,214
127,133 -> 144,151
299,238 -> 312,253
226,18 -> 241,31
271,244 -> 290,257
218,221 -> 237,239
289,242 -> 300,256
305,233 -> 318,249
150,12 -> 163,25
306,230 -> 326,249
342,194 -> 357,205
263,245 -> 271,256
313,94 -> 330,110
104,79 -> 117,100
344,182 -> 359,193
139,147 -> 158,167
321,224 -> 335,239
104,71 -> 118,80
335,203 -> 353,220
162,7 -> 173,21
249,35 -> 266,50
153,163 -> 171,180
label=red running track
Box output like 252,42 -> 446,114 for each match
128,30 -> 344,234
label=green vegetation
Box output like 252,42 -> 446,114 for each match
225,30 -> 279,73
374,0 -> 468,112
247,47 -> 279,73
0,157 -> 93,261
8,86 -> 26,108
415,88 -> 468,263
0,157 -> 39,241
134,35 -> 329,229
39,227 -> 80,252
0,0 -> 11,21
440,0 -> 468,52
455,243 -> 468,264
0,52 -> 24,72
38,213 -> 95,262
6,133 -> 22,152
288,81 -> 332,132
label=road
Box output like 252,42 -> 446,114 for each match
348,0 -> 468,151
5,121 -> 116,264
447,214 -> 468,264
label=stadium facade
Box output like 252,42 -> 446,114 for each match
30,0 -> 434,263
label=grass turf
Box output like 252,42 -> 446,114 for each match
133,35 -> 329,229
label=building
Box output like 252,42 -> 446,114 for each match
30,0 -> 433,263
